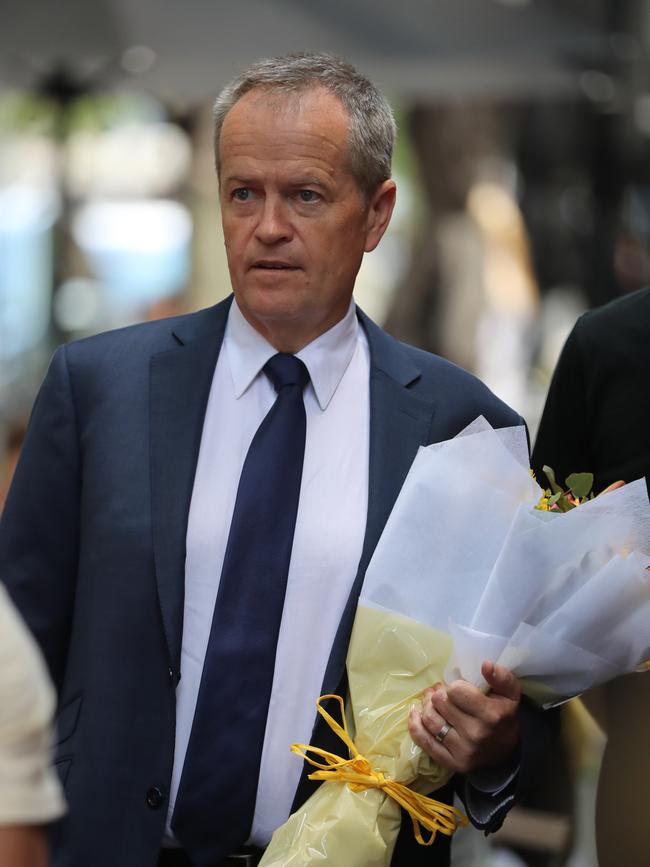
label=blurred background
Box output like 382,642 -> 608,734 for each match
1,0 -> 649,864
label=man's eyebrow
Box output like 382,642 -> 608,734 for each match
222,175 -> 255,186
221,175 -> 331,189
289,178 -> 329,189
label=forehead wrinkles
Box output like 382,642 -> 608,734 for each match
220,87 -> 353,176
221,129 -> 344,175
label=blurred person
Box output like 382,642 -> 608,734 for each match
0,582 -> 65,867
0,53 -> 554,867
532,286 -> 650,867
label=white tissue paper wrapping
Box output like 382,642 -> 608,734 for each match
361,417 -> 650,708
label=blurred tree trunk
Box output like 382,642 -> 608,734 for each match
384,103 -> 509,362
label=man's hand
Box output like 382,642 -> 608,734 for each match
408,661 -> 521,775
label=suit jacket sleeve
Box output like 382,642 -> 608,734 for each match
455,697 -> 560,833
0,345 -> 81,692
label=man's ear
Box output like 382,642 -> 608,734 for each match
364,179 -> 397,253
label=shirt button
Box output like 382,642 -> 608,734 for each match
146,786 -> 166,809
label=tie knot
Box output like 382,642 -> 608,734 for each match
264,353 -> 309,393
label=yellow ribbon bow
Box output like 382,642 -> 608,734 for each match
291,694 -> 468,846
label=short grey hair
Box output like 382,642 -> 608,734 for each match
213,52 -> 396,197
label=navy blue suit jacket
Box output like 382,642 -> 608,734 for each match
0,297 -> 551,867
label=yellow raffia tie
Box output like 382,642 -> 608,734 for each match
291,694 -> 468,846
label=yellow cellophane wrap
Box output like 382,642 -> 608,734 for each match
258,605 -> 467,867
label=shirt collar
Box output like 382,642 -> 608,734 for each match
225,299 -> 360,410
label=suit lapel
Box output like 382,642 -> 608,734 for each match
320,311 -> 437,696
150,299 -> 231,678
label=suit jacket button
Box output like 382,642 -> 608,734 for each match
146,786 -> 165,809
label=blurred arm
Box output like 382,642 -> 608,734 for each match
0,346 -> 81,690
0,826 -> 49,867
0,584 -> 66,865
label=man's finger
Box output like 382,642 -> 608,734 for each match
408,707 -> 458,772
436,681 -> 485,720
422,687 -> 466,744
481,660 -> 521,701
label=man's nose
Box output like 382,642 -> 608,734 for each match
254,197 -> 292,244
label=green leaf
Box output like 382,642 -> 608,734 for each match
542,465 -> 563,495
548,491 -> 563,507
566,472 -> 594,501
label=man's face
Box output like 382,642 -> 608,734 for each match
218,87 -> 396,351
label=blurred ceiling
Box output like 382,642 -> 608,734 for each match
0,0 -> 628,105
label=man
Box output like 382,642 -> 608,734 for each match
0,583 -> 65,867
0,53 -> 551,867
532,286 -> 650,867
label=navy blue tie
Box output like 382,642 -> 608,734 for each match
171,353 -> 309,866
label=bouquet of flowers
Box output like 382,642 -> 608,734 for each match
259,418 -> 650,867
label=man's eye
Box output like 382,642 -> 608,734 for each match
298,190 -> 319,203
232,188 -> 252,202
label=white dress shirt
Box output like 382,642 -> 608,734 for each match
165,299 -> 370,845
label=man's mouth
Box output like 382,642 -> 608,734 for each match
252,260 -> 300,270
